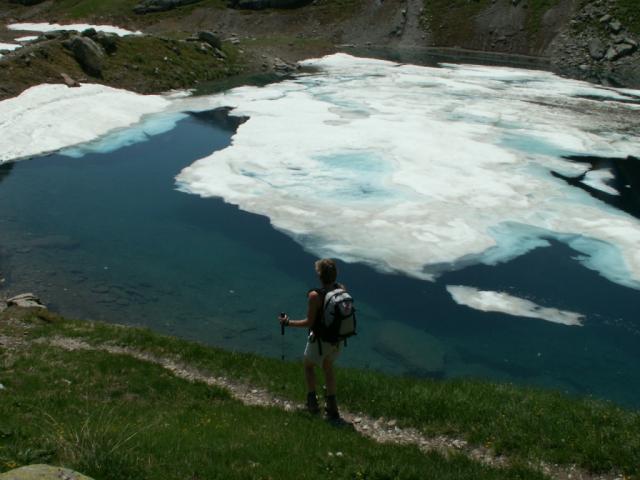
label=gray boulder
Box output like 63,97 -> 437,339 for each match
8,0 -> 46,5
68,36 -> 104,77
609,20 -> 622,33
0,464 -> 93,480
197,31 -> 222,50
228,0 -> 313,9
43,30 -> 68,40
60,73 -> 80,87
81,27 -> 98,38
617,43 -> 637,57
7,293 -> 45,309
605,43 -> 637,61
588,38 -> 605,60
133,0 -> 202,14
95,32 -> 119,54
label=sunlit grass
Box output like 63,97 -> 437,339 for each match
6,309 -> 637,477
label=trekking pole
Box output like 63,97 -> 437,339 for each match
279,312 -> 286,361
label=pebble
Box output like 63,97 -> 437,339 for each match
0,383 -> 5,390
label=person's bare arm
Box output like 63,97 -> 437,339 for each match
280,291 -> 320,328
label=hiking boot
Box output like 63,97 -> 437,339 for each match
306,391 -> 320,414
325,394 -> 340,421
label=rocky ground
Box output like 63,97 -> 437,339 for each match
549,0 -> 640,87
0,0 -> 639,101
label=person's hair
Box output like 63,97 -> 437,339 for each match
315,258 -> 337,285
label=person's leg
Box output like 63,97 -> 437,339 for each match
304,358 -> 320,413
304,358 -> 317,393
322,358 -> 337,396
322,357 -> 339,419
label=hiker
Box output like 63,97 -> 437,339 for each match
279,258 -> 353,420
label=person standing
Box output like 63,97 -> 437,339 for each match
279,258 -> 345,420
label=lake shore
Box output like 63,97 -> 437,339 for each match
1,0 -> 640,102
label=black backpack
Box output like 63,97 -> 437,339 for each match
312,285 -> 357,352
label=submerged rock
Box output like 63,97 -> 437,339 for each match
374,321 -> 445,375
0,465 -> 93,480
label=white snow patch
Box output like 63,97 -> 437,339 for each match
8,22 -> 142,37
446,285 -> 585,326
0,42 -> 20,52
0,83 -> 170,162
15,35 -> 39,42
176,53 -> 640,289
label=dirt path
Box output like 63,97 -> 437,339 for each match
40,335 -> 620,480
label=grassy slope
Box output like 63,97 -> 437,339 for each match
2,308 -> 638,478
0,35 -> 241,101
612,0 -> 640,35
422,0 -> 563,47
0,312 -> 544,480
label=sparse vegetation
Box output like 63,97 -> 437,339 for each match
613,0 -> 640,35
421,0 -> 562,49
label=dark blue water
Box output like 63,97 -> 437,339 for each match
1,111 -> 639,408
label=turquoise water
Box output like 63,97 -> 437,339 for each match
1,110 -> 639,408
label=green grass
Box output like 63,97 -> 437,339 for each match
8,308 -> 639,477
0,328 -> 546,479
613,0 -> 640,35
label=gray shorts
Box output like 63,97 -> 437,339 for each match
303,334 -> 341,367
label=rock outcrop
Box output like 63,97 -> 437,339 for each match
549,0 -> 640,88
133,0 -> 202,14
65,36 -> 104,77
197,31 -> 222,50
7,293 -> 45,309
0,465 -> 93,480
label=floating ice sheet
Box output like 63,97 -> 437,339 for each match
446,285 -> 585,326
8,22 -> 142,37
175,54 -> 640,289
0,83 -> 169,162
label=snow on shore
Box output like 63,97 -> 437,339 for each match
8,22 -> 142,37
0,42 -> 21,52
0,84 -> 169,163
